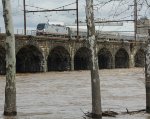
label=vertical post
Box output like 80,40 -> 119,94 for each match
23,0 -> 26,35
85,0 -> 102,118
76,0 -> 79,40
2,0 -> 17,116
146,34 -> 150,113
134,0 -> 137,41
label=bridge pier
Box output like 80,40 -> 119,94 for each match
112,56 -> 115,69
129,54 -> 135,68
40,57 -> 48,72
70,48 -> 74,71
71,57 -> 74,71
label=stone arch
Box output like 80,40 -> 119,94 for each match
74,47 -> 91,70
134,49 -> 145,67
47,46 -> 71,71
115,48 -> 129,68
98,48 -> 113,69
16,45 -> 43,73
16,42 -> 43,55
0,46 -> 6,75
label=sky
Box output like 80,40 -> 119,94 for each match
0,0 -> 150,34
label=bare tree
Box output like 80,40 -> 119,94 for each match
2,0 -> 17,116
85,0 -> 102,118
146,38 -> 150,113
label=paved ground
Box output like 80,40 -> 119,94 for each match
0,68 -> 149,119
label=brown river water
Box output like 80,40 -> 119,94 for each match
0,68 -> 149,119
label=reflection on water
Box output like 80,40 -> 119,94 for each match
0,68 -> 149,119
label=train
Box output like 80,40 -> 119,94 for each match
36,22 -> 87,38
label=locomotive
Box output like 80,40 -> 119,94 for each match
36,22 -> 87,38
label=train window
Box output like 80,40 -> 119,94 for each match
37,23 -> 45,30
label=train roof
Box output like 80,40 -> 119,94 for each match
48,22 -> 65,26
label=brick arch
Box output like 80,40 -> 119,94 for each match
74,47 -> 91,70
0,45 -> 6,75
115,48 -> 129,68
98,48 -> 113,69
16,45 -> 44,73
134,48 -> 145,67
47,46 -> 71,71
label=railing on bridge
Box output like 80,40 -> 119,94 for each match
97,31 -> 148,42
15,29 -> 36,36
0,27 -> 36,36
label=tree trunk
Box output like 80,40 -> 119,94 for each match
85,0 -> 102,118
2,0 -> 17,116
146,39 -> 150,113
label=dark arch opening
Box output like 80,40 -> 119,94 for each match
16,45 -> 43,73
48,46 -> 71,71
115,48 -> 129,68
98,48 -> 113,69
134,49 -> 145,67
0,46 -> 6,75
74,47 -> 91,70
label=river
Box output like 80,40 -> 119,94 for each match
0,68 -> 149,119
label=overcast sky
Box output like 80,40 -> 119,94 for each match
0,0 -> 150,33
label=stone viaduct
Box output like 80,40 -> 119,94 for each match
0,33 -> 146,74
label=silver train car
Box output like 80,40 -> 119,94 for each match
36,22 -> 69,37
36,22 -> 87,38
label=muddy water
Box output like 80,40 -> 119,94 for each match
0,68 -> 149,119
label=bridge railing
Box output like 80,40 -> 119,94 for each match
15,29 -> 36,36
97,31 -> 148,42
0,27 -> 36,36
